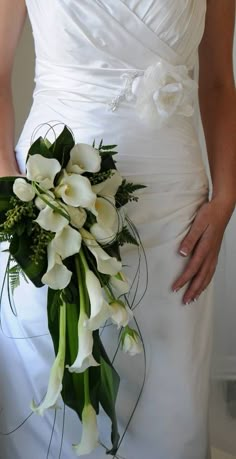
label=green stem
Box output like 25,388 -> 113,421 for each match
78,246 -> 89,272
33,182 -> 70,221
75,254 -> 91,405
58,293 -> 66,358
75,254 -> 87,314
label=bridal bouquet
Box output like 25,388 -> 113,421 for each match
0,125 -> 146,456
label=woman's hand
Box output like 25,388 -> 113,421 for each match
171,195 -> 235,305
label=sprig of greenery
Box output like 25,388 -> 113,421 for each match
30,223 -> 54,265
116,225 -> 139,246
0,197 -> 36,233
0,231 -> 12,243
115,179 -> 146,208
88,169 -> 114,185
7,260 -> 29,294
92,138 -> 118,158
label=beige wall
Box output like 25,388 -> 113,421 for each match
12,16 -> 35,143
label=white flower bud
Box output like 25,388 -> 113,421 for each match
13,178 -> 35,202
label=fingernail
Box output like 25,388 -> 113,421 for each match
179,249 -> 188,256
172,287 -> 180,293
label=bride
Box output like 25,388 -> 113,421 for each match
0,1 -> 235,458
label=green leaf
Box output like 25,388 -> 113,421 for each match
47,284 -> 100,421
7,261 -> 28,294
115,179 -> 147,208
100,154 -> 117,172
49,125 -> 75,168
9,234 -> 46,287
96,333 -> 120,454
99,144 -> 117,150
0,177 -> 15,217
116,225 -> 139,246
26,137 -> 52,161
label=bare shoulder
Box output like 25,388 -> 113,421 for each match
0,0 -> 27,81
198,0 -> 235,89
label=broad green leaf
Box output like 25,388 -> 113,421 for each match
95,333 -> 120,454
49,125 -> 75,168
26,137 -> 52,161
0,177 -> 15,217
9,234 -> 46,287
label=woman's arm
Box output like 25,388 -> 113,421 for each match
172,0 -> 236,304
198,0 -> 236,211
0,0 -> 27,176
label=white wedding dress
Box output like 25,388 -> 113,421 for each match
0,1 -> 214,458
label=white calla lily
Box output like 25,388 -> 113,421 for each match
67,309 -> 100,373
51,225 -> 82,260
109,300 -> 132,329
13,178 -> 35,202
26,154 -> 61,189
90,196 -> 119,244
73,403 -> 99,456
121,327 -> 142,356
84,270 -> 111,330
96,196 -> 118,228
80,228 -> 122,275
66,143 -> 101,175
91,169 -> 122,197
35,205 -> 69,232
31,301 -> 66,415
55,171 -> 97,214
90,223 -> 117,245
42,243 -> 72,289
63,205 -> 87,229
110,271 -> 130,296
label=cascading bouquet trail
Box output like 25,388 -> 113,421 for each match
0,125 -> 146,456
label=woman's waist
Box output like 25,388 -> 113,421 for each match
33,55 -> 198,130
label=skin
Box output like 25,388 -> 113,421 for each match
172,0 -> 236,304
0,0 -> 27,176
0,1 -> 235,305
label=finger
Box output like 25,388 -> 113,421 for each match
182,258 -> 216,303
172,237 -> 210,291
178,215 -> 209,257
188,262 -> 217,301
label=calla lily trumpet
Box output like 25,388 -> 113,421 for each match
67,143 -> 101,175
42,243 -> 72,289
92,169 -> 122,197
110,271 -> 130,296
55,170 -> 97,215
26,154 -> 61,189
64,205 -> 87,229
51,225 -> 82,260
90,196 -> 119,245
80,228 -> 122,275
67,309 -> 100,373
31,301 -> 66,415
73,403 -> 99,456
84,270 -> 111,330
35,204 -> 69,232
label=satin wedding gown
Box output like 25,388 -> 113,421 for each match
0,1 -> 214,458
